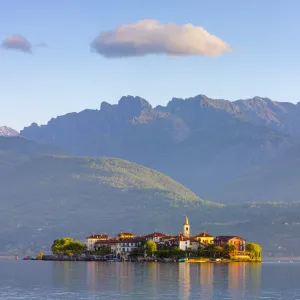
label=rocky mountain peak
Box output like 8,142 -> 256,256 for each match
0,126 -> 19,137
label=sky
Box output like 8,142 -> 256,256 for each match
1,0 -> 300,130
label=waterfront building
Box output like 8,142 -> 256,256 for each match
144,232 -> 167,243
94,239 -> 117,254
194,232 -> 214,245
87,217 -> 247,256
214,236 -> 246,254
86,233 -> 109,251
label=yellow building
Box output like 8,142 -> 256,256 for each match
86,233 -> 109,251
116,232 -> 134,240
194,232 -> 214,245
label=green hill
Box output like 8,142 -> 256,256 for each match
0,155 -> 218,254
5,155 -> 214,203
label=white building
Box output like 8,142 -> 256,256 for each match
115,238 -> 142,257
144,232 -> 166,243
86,233 -> 109,251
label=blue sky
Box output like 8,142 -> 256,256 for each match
0,0 -> 299,130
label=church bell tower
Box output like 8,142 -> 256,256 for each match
183,216 -> 190,237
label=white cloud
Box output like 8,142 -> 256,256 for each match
91,19 -> 232,58
2,35 -> 32,53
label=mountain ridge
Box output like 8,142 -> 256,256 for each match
20,94 -> 300,203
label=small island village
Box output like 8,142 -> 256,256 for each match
35,217 -> 261,262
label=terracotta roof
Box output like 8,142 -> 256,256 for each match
95,239 -> 117,245
214,236 -> 245,241
144,232 -> 166,238
116,237 -> 142,243
161,235 -> 176,240
175,233 -> 191,241
195,232 -> 213,238
86,233 -> 109,239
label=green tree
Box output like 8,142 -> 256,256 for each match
170,247 -> 185,258
224,244 -> 236,256
197,248 -> 204,257
246,243 -> 262,260
145,240 -> 157,257
205,244 -> 217,257
214,246 -> 224,257
51,238 -> 86,255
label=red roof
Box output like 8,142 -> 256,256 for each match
116,237 -> 143,243
195,232 -> 213,238
214,236 -> 245,242
144,232 -> 166,238
95,239 -> 117,245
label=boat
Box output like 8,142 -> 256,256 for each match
107,258 -> 121,262
23,256 -> 36,260
178,258 -> 188,262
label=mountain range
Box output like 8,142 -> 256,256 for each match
2,94 -> 300,256
20,94 -> 300,203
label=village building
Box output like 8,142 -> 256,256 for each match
144,232 -> 167,243
194,232 -> 214,245
165,233 -> 205,251
115,237 -> 144,257
94,239 -> 117,254
86,233 -> 109,251
214,236 -> 246,254
86,218 -> 247,257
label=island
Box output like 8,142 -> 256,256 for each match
38,217 -> 262,263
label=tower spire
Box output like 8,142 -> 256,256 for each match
184,215 -> 189,225
183,215 -> 190,237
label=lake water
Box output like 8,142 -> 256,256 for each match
0,260 -> 299,299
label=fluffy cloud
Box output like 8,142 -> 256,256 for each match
91,19 -> 231,58
2,35 -> 32,53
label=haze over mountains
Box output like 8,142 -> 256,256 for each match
21,94 -> 300,203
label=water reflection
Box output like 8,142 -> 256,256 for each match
178,263 -> 191,300
228,263 -> 246,300
51,261 -> 263,299
247,263 -> 261,291
199,262 -> 213,298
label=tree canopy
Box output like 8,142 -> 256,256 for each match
246,242 -> 262,260
51,237 -> 86,255
145,240 -> 157,256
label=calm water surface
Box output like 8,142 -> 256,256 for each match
0,260 -> 299,299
